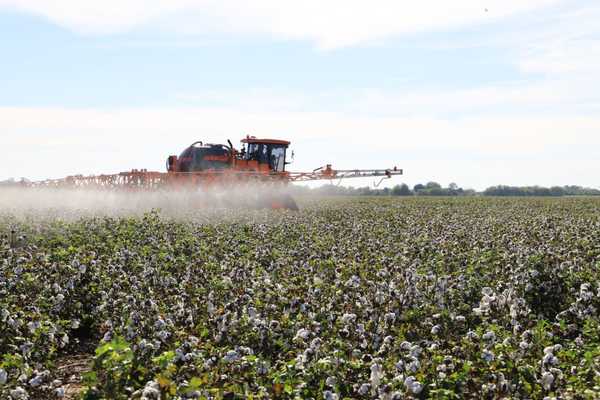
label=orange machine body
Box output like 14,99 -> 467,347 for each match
165,136 -> 292,189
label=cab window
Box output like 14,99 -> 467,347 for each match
270,146 -> 286,172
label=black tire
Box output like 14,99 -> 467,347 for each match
281,194 -> 299,211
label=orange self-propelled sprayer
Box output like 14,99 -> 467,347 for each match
20,135 -> 403,209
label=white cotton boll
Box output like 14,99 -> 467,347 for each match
71,319 -> 80,329
579,283 -> 593,301
323,390 -> 338,400
482,350 -> 495,363
404,376 -> 423,395
239,346 -> 253,356
294,328 -> 310,341
341,313 -> 357,324
59,333 -> 69,348
28,374 -> 43,387
370,363 -> 383,389
223,350 -> 239,363
549,368 -> 562,380
410,381 -> 423,394
542,353 -> 557,366
357,324 -> 365,334
384,312 -> 396,324
174,349 -> 185,362
154,317 -> 166,330
482,331 -> 496,342
409,345 -> 422,358
357,383 -> 371,395
10,387 -> 29,400
325,376 -> 337,387
141,380 -> 161,400
27,321 -> 39,334
310,338 -> 322,350
482,287 -> 493,296
0,368 -> 7,385
79,264 -> 87,274
497,294 -> 507,306
541,371 -> 554,390
553,344 -> 562,352
530,270 -> 539,278
455,315 -> 466,323
431,325 -> 441,335
157,330 -> 170,341
346,275 -> 361,288
54,387 -> 65,398
406,360 -> 420,373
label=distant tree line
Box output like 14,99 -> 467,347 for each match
482,185 -> 600,197
291,183 -> 600,197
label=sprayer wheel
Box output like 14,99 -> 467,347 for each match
281,194 -> 299,211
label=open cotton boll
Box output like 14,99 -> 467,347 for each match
10,387 -> 29,400
541,371 -> 554,390
482,350 -> 495,363
370,363 -> 383,389
404,376 -> 423,395
357,383 -> 371,396
294,328 -> 310,341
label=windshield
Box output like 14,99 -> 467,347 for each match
245,143 -> 287,171
270,146 -> 286,172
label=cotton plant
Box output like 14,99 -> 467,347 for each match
1,198 -> 600,398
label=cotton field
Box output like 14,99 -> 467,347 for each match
1,197 -> 600,399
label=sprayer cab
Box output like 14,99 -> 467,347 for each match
240,137 -> 290,172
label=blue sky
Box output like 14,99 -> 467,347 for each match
0,0 -> 598,189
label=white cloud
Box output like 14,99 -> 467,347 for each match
0,0 -> 559,48
1,106 -> 598,189
514,3 -> 600,76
